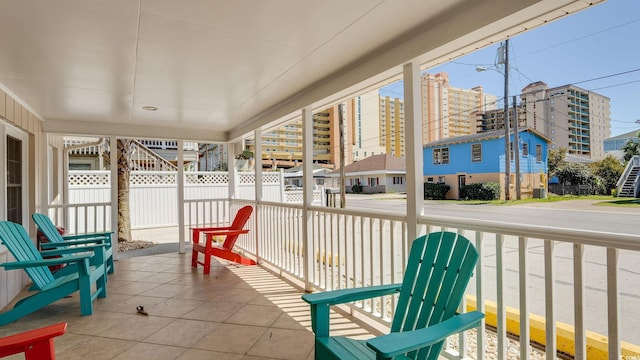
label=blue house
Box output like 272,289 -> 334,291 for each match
423,128 -> 550,200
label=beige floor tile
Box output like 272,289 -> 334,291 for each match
108,280 -> 162,296
177,349 -> 243,360
143,318 -> 220,347
247,328 -> 315,360
98,315 -> 175,341
193,323 -> 266,354
111,342 -> 187,360
144,297 -> 204,318
271,313 -> 310,331
57,336 -> 136,360
182,300 -> 246,322
139,283 -> 191,298
225,304 -> 282,327
137,271 -> 182,283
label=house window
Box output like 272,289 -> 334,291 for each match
393,176 -> 404,185
427,177 -> 434,182
471,144 -> 482,162
536,144 -> 542,162
433,148 -> 449,164
368,177 -> 378,186
522,143 -> 529,156
438,176 -> 445,183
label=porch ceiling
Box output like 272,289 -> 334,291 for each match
0,0 -> 601,142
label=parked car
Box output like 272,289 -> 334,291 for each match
284,185 -> 302,191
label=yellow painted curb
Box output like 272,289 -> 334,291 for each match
466,295 -> 640,359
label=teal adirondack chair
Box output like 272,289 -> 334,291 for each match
0,221 -> 107,325
302,231 -> 484,360
32,213 -> 114,274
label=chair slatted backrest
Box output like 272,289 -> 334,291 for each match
390,231 -> 478,360
32,213 -> 65,244
221,206 -> 253,250
0,221 -> 54,290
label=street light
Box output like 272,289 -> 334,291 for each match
476,38 -> 511,200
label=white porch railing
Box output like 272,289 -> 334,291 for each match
46,192 -> 640,359
226,200 -> 640,360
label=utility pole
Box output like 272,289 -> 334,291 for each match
513,95 -> 521,200
500,39 -> 511,200
338,103 -> 346,208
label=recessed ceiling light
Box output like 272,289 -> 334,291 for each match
142,106 -> 158,111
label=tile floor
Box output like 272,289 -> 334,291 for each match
0,253 -> 374,360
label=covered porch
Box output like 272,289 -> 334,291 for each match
2,1 -> 639,359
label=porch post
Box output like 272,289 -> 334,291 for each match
228,142 -> 238,200
177,140 -> 185,254
39,133 -> 48,216
254,129 -> 262,263
403,61 -> 424,242
109,136 -> 119,260
302,105 -> 314,290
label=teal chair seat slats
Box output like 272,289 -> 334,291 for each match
32,213 -> 114,274
302,231 -> 484,360
0,221 -> 107,325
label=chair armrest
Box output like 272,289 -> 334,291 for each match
0,322 -> 66,357
202,229 -> 249,237
41,238 -> 110,249
63,232 -> 112,241
302,284 -> 402,306
40,244 -> 106,257
191,226 -> 232,231
1,254 -> 93,270
366,311 -> 484,358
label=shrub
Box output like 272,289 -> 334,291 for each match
460,182 -> 501,200
351,184 -> 363,194
424,182 -> 450,200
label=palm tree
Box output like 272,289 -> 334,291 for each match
622,131 -> 640,162
117,139 -> 133,243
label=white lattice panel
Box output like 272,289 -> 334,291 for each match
185,172 -> 229,184
262,173 -> 280,184
238,173 -> 255,184
131,173 -> 176,185
68,171 -> 110,186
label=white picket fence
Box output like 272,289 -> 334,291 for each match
62,170 -> 323,231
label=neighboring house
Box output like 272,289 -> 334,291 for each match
423,128 -> 550,200
284,164 -> 332,188
326,154 -> 406,194
604,129 -> 640,152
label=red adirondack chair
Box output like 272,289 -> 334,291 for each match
191,205 -> 255,274
0,322 -> 67,360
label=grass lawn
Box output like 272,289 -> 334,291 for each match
459,194 -> 640,207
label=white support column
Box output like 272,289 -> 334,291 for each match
403,61 -> 424,242
228,142 -> 238,200
177,140 -> 185,254
110,136 -> 119,260
39,132 -> 49,214
254,129 -> 262,263
302,105 -> 314,290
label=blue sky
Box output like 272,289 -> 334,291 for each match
380,0 -> 640,137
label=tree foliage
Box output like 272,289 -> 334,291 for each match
460,182 -> 501,200
622,131 -> 640,162
424,182 -> 450,200
555,162 -> 594,186
591,155 -> 624,195
547,147 -> 567,176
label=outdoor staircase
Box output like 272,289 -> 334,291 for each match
616,155 -> 640,198
66,138 -> 179,171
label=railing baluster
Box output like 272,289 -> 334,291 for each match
544,239 -> 557,359
573,243 -> 585,360
519,236 -> 530,360
607,247 -> 620,359
475,232 -> 485,360
496,234 -> 507,360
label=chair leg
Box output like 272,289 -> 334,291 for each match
203,253 -> 211,275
